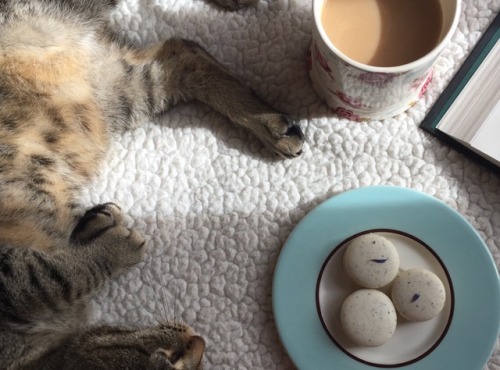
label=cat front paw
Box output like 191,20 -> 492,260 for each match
70,203 -> 146,270
70,203 -> 124,243
260,114 -> 305,158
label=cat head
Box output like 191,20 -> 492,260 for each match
148,322 -> 206,370
54,321 -> 206,370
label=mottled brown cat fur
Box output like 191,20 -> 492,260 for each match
0,0 -> 304,369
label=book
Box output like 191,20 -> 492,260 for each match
420,12 -> 500,173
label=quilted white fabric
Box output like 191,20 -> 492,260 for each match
85,0 -> 500,369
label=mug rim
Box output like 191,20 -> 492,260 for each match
313,0 -> 462,73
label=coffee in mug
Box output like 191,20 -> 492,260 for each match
321,0 -> 443,67
309,0 -> 461,120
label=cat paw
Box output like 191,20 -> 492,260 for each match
70,203 -> 125,243
260,115 -> 305,158
70,203 -> 146,270
210,0 -> 259,10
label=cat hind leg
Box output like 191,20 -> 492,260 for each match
121,39 -> 304,158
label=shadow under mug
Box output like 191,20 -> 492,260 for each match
309,0 -> 461,121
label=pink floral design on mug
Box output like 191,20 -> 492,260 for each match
333,107 -> 364,121
334,91 -> 365,109
313,42 -> 333,73
419,71 -> 434,98
358,72 -> 399,86
309,0 -> 461,121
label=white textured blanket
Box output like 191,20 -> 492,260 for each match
85,0 -> 500,369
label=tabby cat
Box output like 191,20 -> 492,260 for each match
0,0 -> 305,368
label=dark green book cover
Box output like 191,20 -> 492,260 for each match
420,12 -> 500,174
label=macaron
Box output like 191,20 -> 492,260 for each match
391,268 -> 446,321
340,289 -> 397,347
343,233 -> 400,288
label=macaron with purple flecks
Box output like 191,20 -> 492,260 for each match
343,233 -> 400,289
391,268 -> 446,321
340,289 -> 398,346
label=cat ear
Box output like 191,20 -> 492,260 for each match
187,335 -> 205,367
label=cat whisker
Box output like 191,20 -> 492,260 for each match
160,288 -> 171,323
127,283 -> 162,326
93,262 -> 160,325
152,285 -> 169,323
158,269 -> 174,322
141,261 -> 169,323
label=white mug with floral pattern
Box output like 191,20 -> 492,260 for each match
309,0 -> 461,121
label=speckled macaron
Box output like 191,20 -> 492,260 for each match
391,268 -> 446,322
340,289 -> 397,347
343,233 -> 400,288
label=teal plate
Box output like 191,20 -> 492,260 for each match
273,186 -> 500,370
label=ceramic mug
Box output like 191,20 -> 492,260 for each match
309,0 -> 461,121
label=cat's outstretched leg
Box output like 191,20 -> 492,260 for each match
123,39 -> 305,158
0,203 -> 145,326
